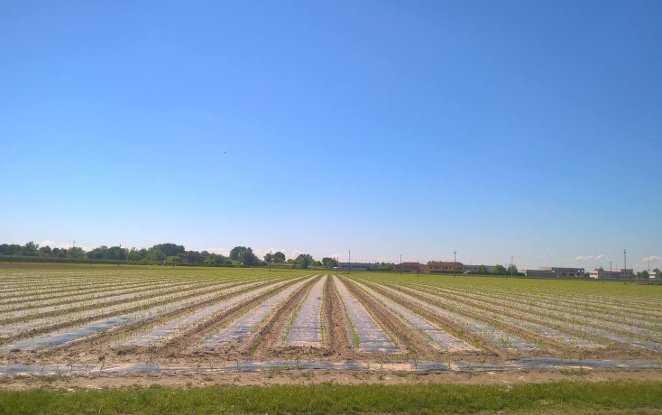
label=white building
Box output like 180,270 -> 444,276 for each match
589,268 -> 634,280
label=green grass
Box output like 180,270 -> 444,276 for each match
1,381 -> 661,414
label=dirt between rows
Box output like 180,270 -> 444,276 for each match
1,369 -> 660,390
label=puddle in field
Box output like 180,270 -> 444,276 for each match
286,276 -> 326,347
355,281 -> 476,353
334,277 -> 399,353
1,358 -> 660,376
203,277 -> 314,348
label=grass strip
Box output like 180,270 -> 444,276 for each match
1,380 -> 661,414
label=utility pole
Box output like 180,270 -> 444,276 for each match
453,250 -> 457,277
511,256 -> 514,278
624,249 -> 627,285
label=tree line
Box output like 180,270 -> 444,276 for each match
0,242 -> 342,269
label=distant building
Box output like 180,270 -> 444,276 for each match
589,268 -> 635,280
525,269 -> 557,278
464,264 -> 497,274
525,267 -> 585,278
337,262 -> 379,271
427,261 -> 464,273
549,267 -> 585,277
394,262 -> 427,273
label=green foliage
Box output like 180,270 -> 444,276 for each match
322,257 -> 339,268
0,381 -> 660,414
272,251 -> 286,263
146,248 -> 166,262
477,265 -> 488,274
494,264 -> 508,274
295,253 -> 314,268
229,246 -> 259,266
151,243 -> 185,257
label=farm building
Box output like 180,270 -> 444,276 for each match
589,268 -> 635,280
525,269 -> 557,278
394,262 -> 428,273
427,261 -> 465,273
525,267 -> 585,278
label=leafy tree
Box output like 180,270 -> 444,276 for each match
295,254 -> 314,269
637,270 -> 650,280
655,268 -> 662,280
147,248 -> 166,262
507,264 -> 518,275
151,243 -> 185,257
272,252 -> 286,263
106,246 -> 127,261
230,246 -> 258,266
477,265 -> 488,274
67,247 -> 86,258
263,253 -> 273,263
230,246 -> 247,261
494,264 -> 508,275
0,244 -> 22,256
22,241 -> 38,256
128,248 -> 147,261
322,257 -> 339,268
38,246 -> 52,256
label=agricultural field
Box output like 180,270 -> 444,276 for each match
0,264 -> 660,379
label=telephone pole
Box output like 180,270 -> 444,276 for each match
623,249 -> 627,285
453,250 -> 457,277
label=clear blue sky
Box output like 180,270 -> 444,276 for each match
1,1 -> 661,271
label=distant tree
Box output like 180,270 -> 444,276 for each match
22,241 -> 38,256
295,254 -> 314,269
263,253 -> 273,263
87,246 -> 108,260
151,243 -> 185,257
127,248 -> 147,261
147,248 -> 166,262
637,270 -> 650,280
655,268 -> 662,280
230,246 -> 247,261
272,251 -> 286,263
322,257 -> 339,268
38,246 -> 52,256
286,259 -> 295,265
0,244 -> 22,256
507,264 -> 518,275
67,247 -> 86,259
106,246 -> 127,261
204,254 -> 225,266
230,246 -> 259,266
477,265 -> 488,274
494,264 -> 508,275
